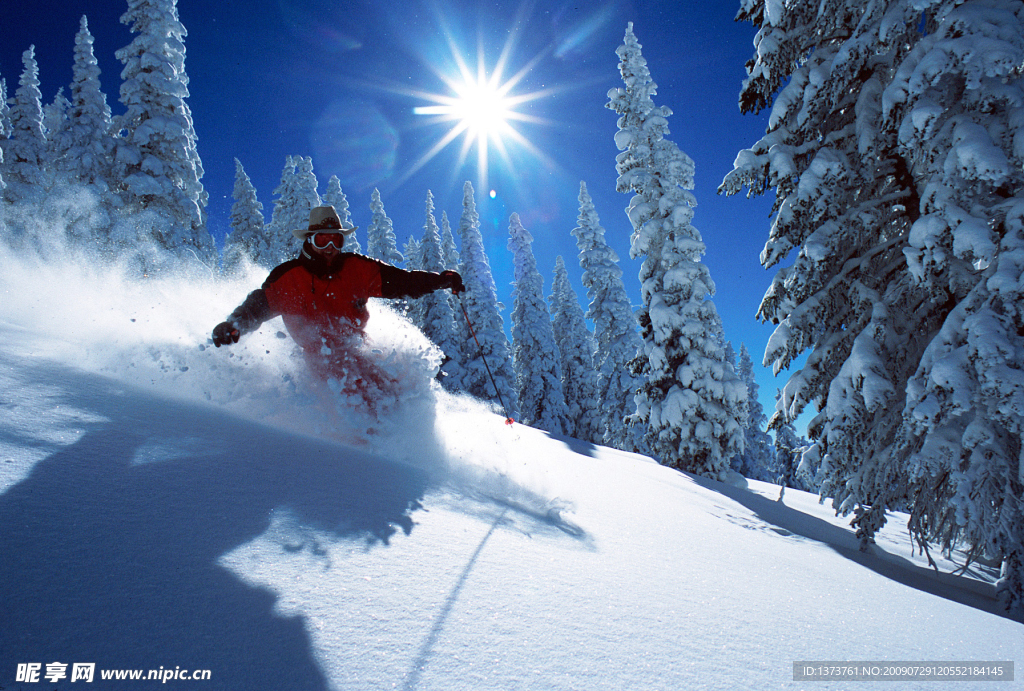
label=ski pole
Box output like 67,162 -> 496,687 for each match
457,296 -> 515,425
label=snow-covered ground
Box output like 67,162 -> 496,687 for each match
1,246 -> 1021,690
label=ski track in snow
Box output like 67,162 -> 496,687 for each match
1,245 -> 1021,690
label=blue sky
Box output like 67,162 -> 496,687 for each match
2,0 -> 793,419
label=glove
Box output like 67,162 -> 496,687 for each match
212,321 -> 240,347
440,270 -> 465,295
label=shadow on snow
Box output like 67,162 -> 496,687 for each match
692,474 -> 1023,624
0,356 -> 433,690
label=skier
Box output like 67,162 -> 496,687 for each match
212,205 -> 464,399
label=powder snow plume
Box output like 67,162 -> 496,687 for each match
0,230 -> 565,517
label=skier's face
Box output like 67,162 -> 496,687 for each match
308,233 -> 345,260
310,243 -> 340,260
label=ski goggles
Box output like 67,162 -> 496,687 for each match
309,232 -> 347,251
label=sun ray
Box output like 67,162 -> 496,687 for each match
389,119 -> 470,190
335,3 -> 593,195
404,29 -> 551,189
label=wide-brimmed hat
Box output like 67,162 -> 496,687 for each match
292,205 -> 358,240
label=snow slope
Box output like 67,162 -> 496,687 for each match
1,246 -> 1021,690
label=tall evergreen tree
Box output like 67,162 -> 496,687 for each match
550,256 -> 601,443
114,0 -> 213,264
322,174 -> 360,253
454,181 -> 518,418
732,344 -> 774,481
43,89 -> 72,174
222,158 -> 269,273
770,389 -> 814,494
571,180 -> 644,449
265,156 -> 317,264
432,209 -> 466,369
0,78 -> 10,139
722,0 -> 1024,611
418,191 -> 465,390
508,213 -> 569,434
440,210 -> 460,270
774,406 -> 812,501
896,1 -> 1024,613
404,236 -> 422,271
403,234 -> 425,327
66,16 -> 116,191
367,188 -> 403,265
0,137 -> 5,211
293,156 -> 322,211
608,23 -> 746,479
265,156 -> 297,259
322,174 -> 350,223
0,77 -> 6,207
2,46 -> 47,203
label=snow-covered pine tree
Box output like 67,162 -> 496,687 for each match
367,188 -> 403,265
264,156 -> 298,262
550,255 -> 601,442
403,234 -> 425,327
222,158 -> 269,274
571,180 -> 645,450
265,156 -> 317,264
404,236 -> 422,271
722,0 -> 917,541
454,181 -> 518,418
2,46 -> 47,205
113,0 -> 214,265
721,1 -> 1024,611
0,140 -> 5,217
721,0 -> 922,541
294,156 -> 322,214
893,0 -> 1024,612
431,210 -> 466,361
437,210 -> 464,365
0,78 -> 10,139
773,394 -> 813,500
322,175 -> 350,224
608,23 -> 746,479
723,340 -> 737,370
40,22 -> 116,252
321,174 -> 360,253
769,387 -> 815,494
440,210 -> 460,270
417,191 -> 464,390
0,78 -> 5,210
43,89 -> 72,176
66,16 -> 116,192
508,213 -> 569,434
732,343 -> 774,481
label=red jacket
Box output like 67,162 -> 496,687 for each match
227,245 -> 449,358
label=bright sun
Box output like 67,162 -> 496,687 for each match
391,17 -> 559,191
409,66 -> 539,190
363,8 -> 593,193
447,80 -> 515,139
411,73 -> 520,178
